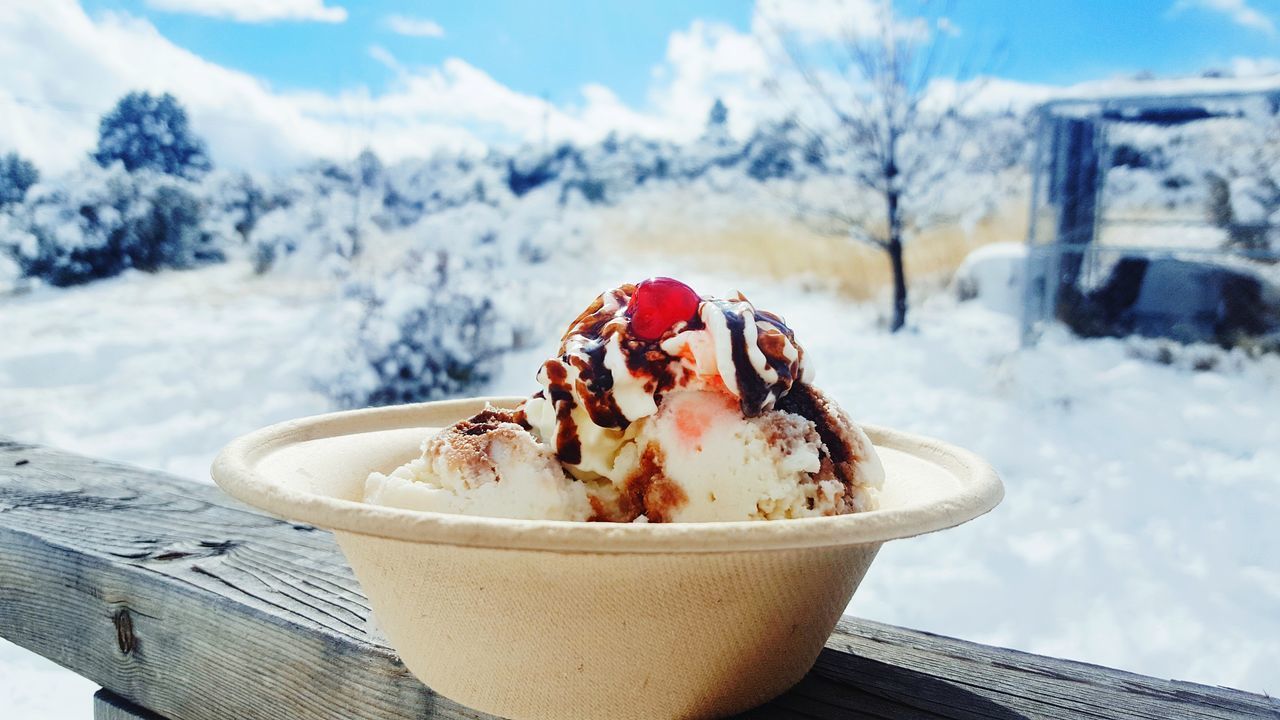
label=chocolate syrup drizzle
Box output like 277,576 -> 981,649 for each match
541,360 -> 581,465
572,344 -> 627,429
711,297 -> 803,417
775,382 -> 859,492
538,285 -> 805,465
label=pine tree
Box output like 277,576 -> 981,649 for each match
705,98 -> 731,145
93,92 -> 212,179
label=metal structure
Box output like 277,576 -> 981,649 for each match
1021,81 -> 1280,347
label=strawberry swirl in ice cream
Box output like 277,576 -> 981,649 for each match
365,277 -> 884,523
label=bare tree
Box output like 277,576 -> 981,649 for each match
765,1 -> 995,331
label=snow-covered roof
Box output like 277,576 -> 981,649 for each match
1039,74 -> 1280,118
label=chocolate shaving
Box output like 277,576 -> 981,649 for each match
428,406 -> 534,484
617,445 -> 687,523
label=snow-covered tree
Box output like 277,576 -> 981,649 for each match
507,142 -> 585,197
767,1 -> 1004,331
741,119 -> 807,181
247,152 -> 404,275
704,98 -> 732,147
93,92 -> 212,179
249,192 -> 364,276
0,153 -> 39,206
201,171 -> 270,248
355,148 -> 384,189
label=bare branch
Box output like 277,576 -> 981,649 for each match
763,1 -> 1008,228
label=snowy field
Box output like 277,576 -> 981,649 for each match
2,258 -> 1279,716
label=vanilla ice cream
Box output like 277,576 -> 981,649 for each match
365,406 -> 593,520
365,278 -> 883,522
600,388 -> 878,522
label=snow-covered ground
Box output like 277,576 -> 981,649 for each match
0,264 -> 337,479
2,260 -> 1278,716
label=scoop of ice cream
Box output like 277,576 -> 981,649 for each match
594,385 -> 882,522
364,405 -> 592,520
522,279 -> 812,478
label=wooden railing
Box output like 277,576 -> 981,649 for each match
1,437 -> 1276,720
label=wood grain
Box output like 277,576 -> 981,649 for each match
1,437 -> 1277,720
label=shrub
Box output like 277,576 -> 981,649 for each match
200,171 -> 272,251
124,184 -> 221,271
507,143 -> 582,196
11,165 -> 220,286
249,195 -> 362,276
323,255 -> 521,408
0,153 -> 39,206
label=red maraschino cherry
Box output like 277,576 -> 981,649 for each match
627,277 -> 700,340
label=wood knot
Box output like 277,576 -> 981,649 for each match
113,608 -> 137,656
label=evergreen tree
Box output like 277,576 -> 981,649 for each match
93,92 -> 212,179
705,98 -> 731,145
356,148 -> 384,188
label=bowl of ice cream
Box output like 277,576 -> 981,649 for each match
212,278 -> 1003,720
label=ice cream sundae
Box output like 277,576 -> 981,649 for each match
365,278 -> 883,522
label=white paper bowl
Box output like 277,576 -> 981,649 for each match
212,397 -> 1002,720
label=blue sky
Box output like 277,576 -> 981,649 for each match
5,1 -> 1280,172
78,0 -> 1280,106
79,1 -> 754,105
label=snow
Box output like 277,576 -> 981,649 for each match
3,258 -> 1278,716
952,241 -> 1026,314
0,640 -> 96,719
1046,73 -> 1280,113
0,264 -> 336,479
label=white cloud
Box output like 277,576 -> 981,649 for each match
652,20 -> 771,138
0,2 -> 471,172
367,44 -> 401,73
0,2 -> 693,174
1229,56 -> 1280,76
145,0 -> 346,23
385,14 -> 445,38
752,0 -> 882,39
0,0 -> 1061,177
1171,0 -> 1275,35
0,1 -> 786,175
936,16 -> 961,37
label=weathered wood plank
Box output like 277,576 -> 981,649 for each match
1,438 -> 1277,720
0,438 -> 462,720
95,688 -> 169,720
